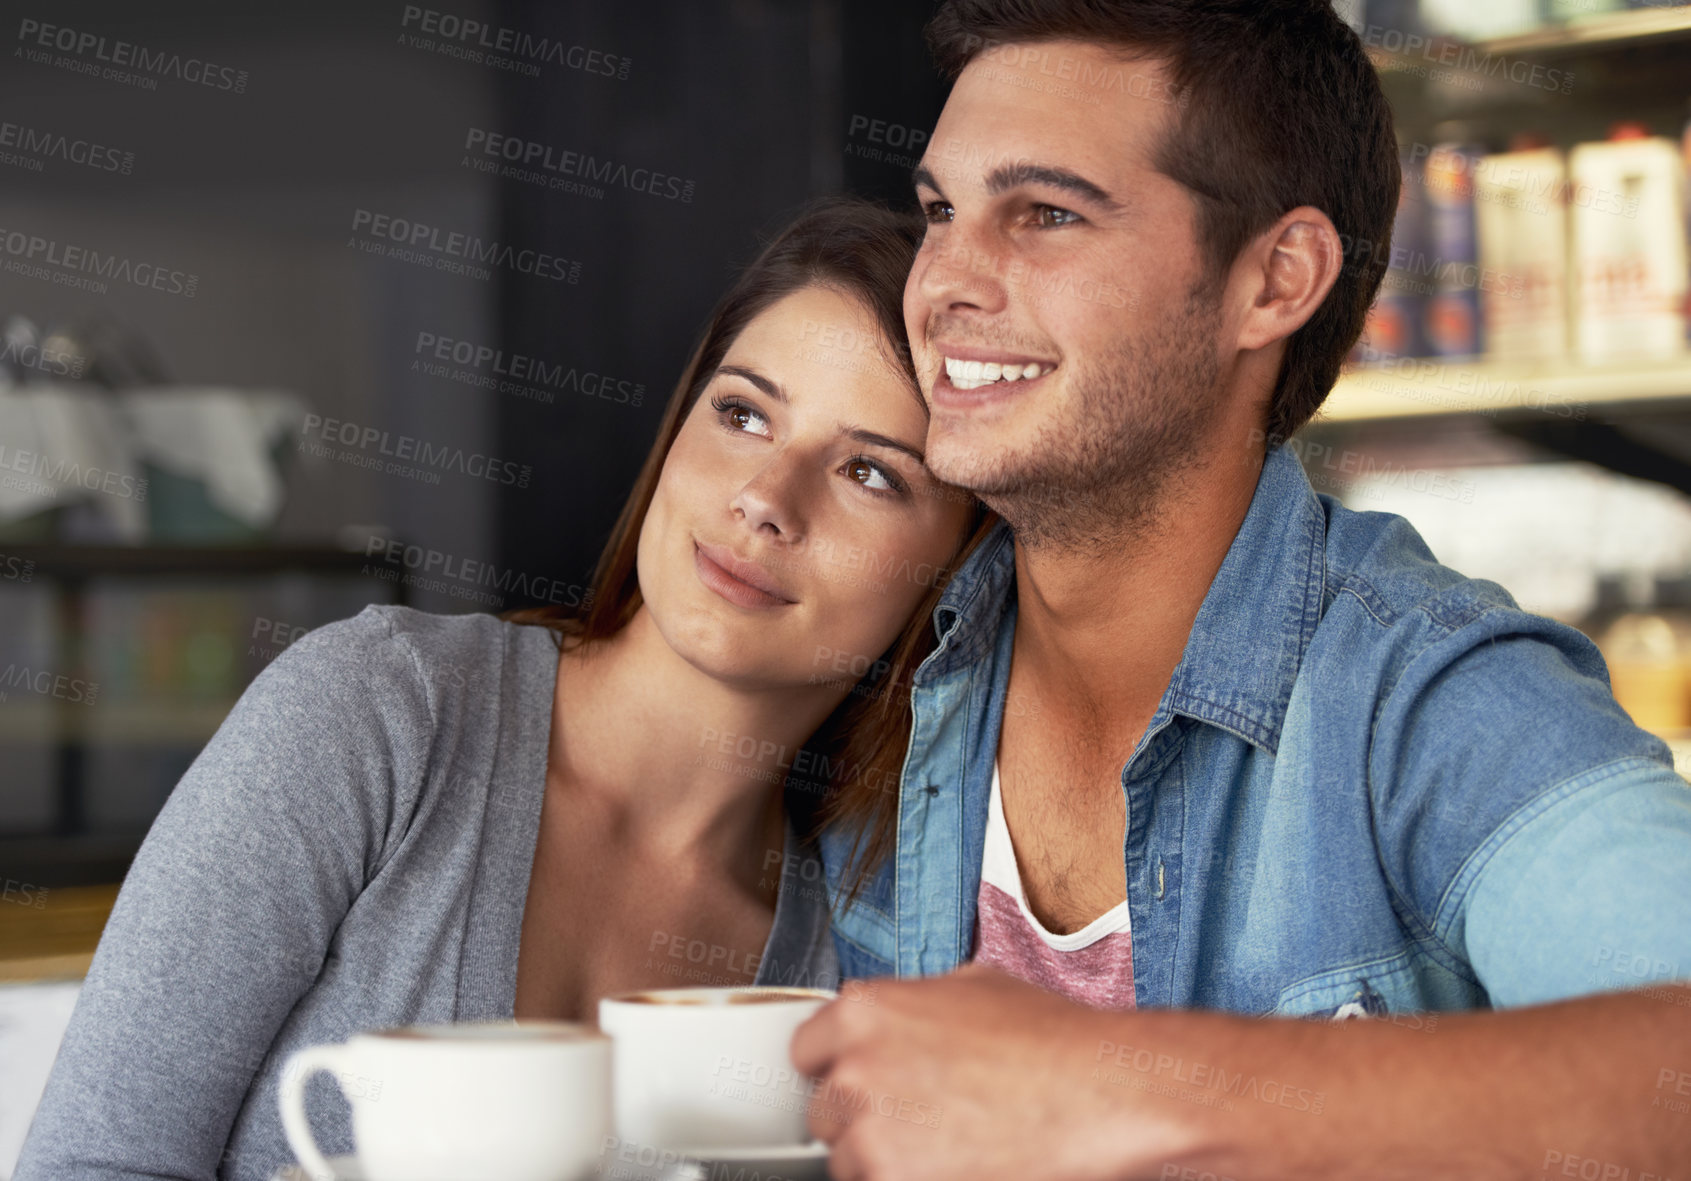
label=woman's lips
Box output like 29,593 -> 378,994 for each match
693,541 -> 796,610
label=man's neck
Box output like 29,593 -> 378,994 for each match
1007,443 -> 1266,747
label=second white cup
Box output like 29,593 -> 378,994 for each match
598,986 -> 834,1151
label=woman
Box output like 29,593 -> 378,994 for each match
16,198 -> 995,1181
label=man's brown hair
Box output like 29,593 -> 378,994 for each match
927,0 -> 1400,441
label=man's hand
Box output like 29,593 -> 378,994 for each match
794,968 -> 1691,1181
790,962 -> 1190,1181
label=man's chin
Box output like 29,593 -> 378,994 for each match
925,437 -> 1044,504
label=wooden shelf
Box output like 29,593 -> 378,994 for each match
1322,354 -> 1691,423
1477,9 -> 1691,56
1368,8 -> 1691,76
2,543 -> 380,581
0,883 -> 117,981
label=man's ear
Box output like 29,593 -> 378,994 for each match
1235,206 -> 1344,353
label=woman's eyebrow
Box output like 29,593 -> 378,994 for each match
716,364 -> 787,403
842,426 -> 924,464
720,364 -> 924,462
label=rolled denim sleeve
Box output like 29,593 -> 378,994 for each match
1369,613 -> 1691,1009
1458,758 -> 1691,1008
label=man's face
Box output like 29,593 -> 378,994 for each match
905,40 -> 1229,534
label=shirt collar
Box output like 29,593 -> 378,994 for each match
924,444 -> 1327,756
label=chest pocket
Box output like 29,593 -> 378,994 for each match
1273,954 -> 1449,1031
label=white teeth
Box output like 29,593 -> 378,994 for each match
943,356 -> 1053,388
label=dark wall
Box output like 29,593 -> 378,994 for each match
0,0 -> 949,882
494,0 -> 948,597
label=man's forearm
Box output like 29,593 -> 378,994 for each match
1095,986 -> 1691,1180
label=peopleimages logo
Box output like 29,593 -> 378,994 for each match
0,225 -> 198,297
0,442 -> 148,501
399,6 -> 630,79
412,331 -> 645,407
462,128 -> 694,203
0,663 -> 99,704
15,18 -> 250,92
0,334 -> 84,380
349,209 -> 581,284
300,413 -> 531,487
0,551 -> 36,582
0,120 -> 134,175
362,536 -> 593,611
1351,23 -> 1573,94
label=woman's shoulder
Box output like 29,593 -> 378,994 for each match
267,602 -> 551,720
281,604 -> 548,697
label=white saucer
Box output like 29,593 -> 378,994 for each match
606,1141 -> 829,1181
273,1144 -> 829,1181
272,1161 -> 363,1181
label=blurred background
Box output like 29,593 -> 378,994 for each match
1,0 -> 1690,1170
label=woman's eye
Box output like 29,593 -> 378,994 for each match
711,395 -> 770,436
844,457 -> 901,494
1033,205 -> 1081,229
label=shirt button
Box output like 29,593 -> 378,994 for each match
925,784 -> 940,796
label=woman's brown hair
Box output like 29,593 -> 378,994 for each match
502,196 -> 997,910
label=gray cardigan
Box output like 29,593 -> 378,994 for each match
15,605 -> 840,1181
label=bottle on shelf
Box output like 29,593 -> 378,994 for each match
1569,122 -> 1690,365
1423,138 -> 1486,359
1351,150 -> 1429,366
1681,97 -> 1691,346
1600,569 -> 1691,735
1475,136 -> 1570,360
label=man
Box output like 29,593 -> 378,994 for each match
791,1 -> 1691,1178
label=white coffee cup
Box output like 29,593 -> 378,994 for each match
278,1021 -> 610,1181
598,986 -> 833,1151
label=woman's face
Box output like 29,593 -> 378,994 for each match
638,284 -> 975,692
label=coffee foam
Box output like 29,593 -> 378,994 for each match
370,1021 -> 604,1042
608,986 -> 833,1007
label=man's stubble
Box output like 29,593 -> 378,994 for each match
926,284 -> 1227,554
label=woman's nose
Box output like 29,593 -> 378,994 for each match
729,452 -> 810,545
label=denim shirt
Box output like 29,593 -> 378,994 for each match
818,444 -> 1691,1016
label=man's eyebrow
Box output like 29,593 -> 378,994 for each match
843,426 -> 924,464
986,161 -> 1122,211
715,364 -> 787,403
914,159 -> 1122,212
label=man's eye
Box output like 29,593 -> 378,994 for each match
921,199 -> 955,224
1033,205 -> 1081,228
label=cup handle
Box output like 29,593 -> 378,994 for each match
278,1044 -> 354,1181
